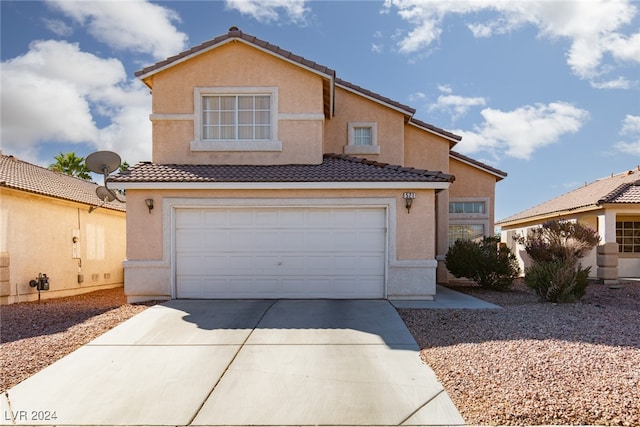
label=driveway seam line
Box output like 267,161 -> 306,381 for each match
186,299 -> 279,426
397,388 -> 445,426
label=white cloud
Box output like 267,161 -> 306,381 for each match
453,102 -> 589,160
590,77 -> 632,90
620,115 -> 640,135
383,0 -> 639,85
43,18 -> 73,37
1,40 -> 151,165
225,0 -> 310,25
615,114 -> 640,156
47,0 -> 188,59
429,91 -> 486,120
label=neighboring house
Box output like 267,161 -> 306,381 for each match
109,27 -> 506,302
0,153 -> 126,304
497,167 -> 640,283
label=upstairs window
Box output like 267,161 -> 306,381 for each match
344,122 -> 379,155
192,87 -> 280,152
202,95 -> 271,140
353,127 -> 372,145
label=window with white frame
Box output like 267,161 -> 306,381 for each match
448,224 -> 485,247
448,198 -> 489,247
202,95 -> 270,140
192,87 -> 281,152
344,122 -> 380,155
449,201 -> 485,214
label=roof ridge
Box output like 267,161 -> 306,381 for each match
135,27 -> 336,79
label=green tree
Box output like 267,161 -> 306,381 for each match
49,152 -> 91,180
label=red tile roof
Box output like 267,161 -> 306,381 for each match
0,154 -> 126,212
497,168 -> 640,225
110,154 -> 454,184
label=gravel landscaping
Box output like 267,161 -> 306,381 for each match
399,279 -> 640,426
1,281 -> 638,426
0,288 -> 158,392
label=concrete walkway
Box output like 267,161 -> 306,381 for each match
1,299 -> 465,426
392,285 -> 501,309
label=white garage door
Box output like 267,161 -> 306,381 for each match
175,207 -> 386,299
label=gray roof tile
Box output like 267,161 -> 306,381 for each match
110,154 -> 454,184
0,154 -> 126,212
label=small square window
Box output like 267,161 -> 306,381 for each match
345,122 -> 379,155
353,127 -> 372,145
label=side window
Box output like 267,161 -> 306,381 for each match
448,198 -> 490,247
617,220 -> 640,253
344,122 -> 380,155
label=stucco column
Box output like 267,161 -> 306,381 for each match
596,213 -> 619,285
435,189 -> 450,284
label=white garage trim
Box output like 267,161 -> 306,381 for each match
165,197 -> 398,299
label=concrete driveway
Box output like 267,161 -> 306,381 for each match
1,299 -> 464,426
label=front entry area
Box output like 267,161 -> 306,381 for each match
175,207 -> 387,299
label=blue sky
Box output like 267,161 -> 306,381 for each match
1,0 -> 639,222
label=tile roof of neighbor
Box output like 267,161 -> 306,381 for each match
110,154 -> 455,184
0,154 -> 126,212
497,167 -> 640,225
135,27 -> 462,143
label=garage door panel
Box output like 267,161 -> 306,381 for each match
229,231 -> 254,252
202,231 -> 229,250
254,231 -> 279,251
176,207 -> 386,299
176,231 -> 203,250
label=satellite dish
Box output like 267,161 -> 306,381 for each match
86,151 -> 121,175
96,186 -> 116,202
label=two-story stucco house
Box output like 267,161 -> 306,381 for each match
110,27 -> 506,303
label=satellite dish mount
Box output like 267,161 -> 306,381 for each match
86,150 -> 126,211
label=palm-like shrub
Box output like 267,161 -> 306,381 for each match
445,236 -> 520,291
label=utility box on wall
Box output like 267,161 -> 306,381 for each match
72,229 -> 81,259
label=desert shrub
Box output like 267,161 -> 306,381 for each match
445,236 -> 520,291
515,220 -> 599,302
523,261 -> 591,303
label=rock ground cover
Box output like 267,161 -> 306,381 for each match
1,281 -> 638,425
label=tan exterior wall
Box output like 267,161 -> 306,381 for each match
403,125 -> 451,173
324,86 -> 405,165
147,42 -> 325,165
0,188 -> 126,304
449,158 -> 497,234
123,187 -> 438,301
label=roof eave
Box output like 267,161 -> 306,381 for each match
496,204 -> 600,227
109,181 -> 452,191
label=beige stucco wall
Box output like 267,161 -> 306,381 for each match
324,86 -> 405,165
449,158 -> 497,234
147,42 -> 325,165
0,188 -> 126,304
403,125 -> 451,173
123,187 -> 439,301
